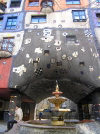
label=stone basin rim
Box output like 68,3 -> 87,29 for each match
20,123 -> 76,129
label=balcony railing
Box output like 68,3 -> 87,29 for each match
40,0 -> 54,13
0,40 -> 14,58
0,2 -> 6,13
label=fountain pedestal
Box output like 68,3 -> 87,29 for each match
48,81 -> 71,126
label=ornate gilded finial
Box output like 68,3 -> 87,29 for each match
52,80 -> 63,98
56,80 -> 59,92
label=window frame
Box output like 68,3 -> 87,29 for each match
72,10 -> 86,22
66,35 -> 77,43
2,37 -> 14,53
31,15 -> 46,23
5,16 -> 17,30
96,13 -> 100,27
10,0 -> 21,8
66,0 -> 80,4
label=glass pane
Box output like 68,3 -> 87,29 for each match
74,16 -> 79,19
66,0 -> 80,4
13,18 -> 17,21
31,16 -> 46,23
73,12 -> 79,15
73,1 -> 80,4
31,17 -> 38,23
39,18 -> 46,22
11,26 -> 16,29
9,38 -> 14,42
8,45 -> 13,52
81,16 -> 86,19
48,2 -> 53,6
8,19 -> 12,22
7,22 -> 12,26
12,22 -> 16,25
79,11 -> 85,15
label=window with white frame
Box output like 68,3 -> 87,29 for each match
66,0 -> 80,4
10,0 -> 21,8
31,15 -> 46,23
72,10 -> 86,22
2,37 -> 14,53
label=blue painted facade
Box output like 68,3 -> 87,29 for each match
0,12 -> 24,32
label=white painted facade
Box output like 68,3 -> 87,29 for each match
5,0 -> 24,13
25,9 -> 90,29
89,0 -> 100,8
0,31 -> 24,56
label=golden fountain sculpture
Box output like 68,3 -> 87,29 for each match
48,81 -> 71,126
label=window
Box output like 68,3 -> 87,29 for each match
0,17 -> 3,29
10,0 -> 21,8
6,17 -> 17,30
96,13 -> 100,27
2,37 -> 14,53
31,15 -> 46,23
41,0 -> 53,7
66,0 -> 80,4
66,35 -> 77,43
96,0 -> 100,2
72,10 -> 86,22
29,0 -> 39,6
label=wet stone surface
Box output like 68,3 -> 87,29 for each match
76,122 -> 100,134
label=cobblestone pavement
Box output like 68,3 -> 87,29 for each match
0,121 -> 7,134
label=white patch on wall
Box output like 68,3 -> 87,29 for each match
98,76 -> 100,80
35,48 -> 42,54
13,65 -> 27,76
24,38 -> 31,44
67,56 -> 72,61
62,54 -> 66,60
98,76 -> 100,79
72,51 -> 78,57
56,47 -> 61,51
41,29 -> 54,42
75,40 -> 80,46
89,66 -> 94,72
62,32 -> 68,36
90,48 -> 93,52
15,85 -> 17,88
93,53 -> 99,58
28,29 -> 32,32
43,29 -> 52,37
36,57 -> 40,62
26,54 -> 30,58
41,36 -> 54,42
29,58 -> 33,63
54,40 -> 61,46
81,47 -> 86,52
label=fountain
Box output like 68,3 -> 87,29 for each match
18,81 -> 78,134
48,81 -> 71,126
5,82 -> 99,134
